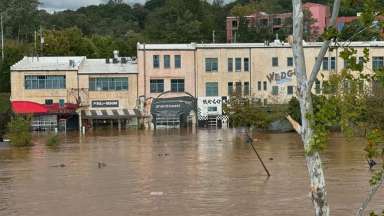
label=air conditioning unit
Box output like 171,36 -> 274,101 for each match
106,58 -> 110,64
121,57 -> 127,64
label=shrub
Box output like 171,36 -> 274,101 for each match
6,116 -> 32,147
46,134 -> 60,147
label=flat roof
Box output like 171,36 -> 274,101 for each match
138,41 -> 384,50
79,59 -> 138,74
11,56 -> 85,71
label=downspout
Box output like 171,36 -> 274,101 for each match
143,43 -> 147,98
194,46 -> 197,97
249,47 -> 252,96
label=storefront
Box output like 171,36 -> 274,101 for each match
197,97 -> 228,128
151,96 -> 196,129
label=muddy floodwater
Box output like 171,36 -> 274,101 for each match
0,129 -> 383,216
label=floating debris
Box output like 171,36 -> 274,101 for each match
51,164 -> 66,168
150,192 -> 164,196
98,162 -> 107,168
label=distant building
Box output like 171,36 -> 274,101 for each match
226,2 -> 330,43
10,54 -> 140,131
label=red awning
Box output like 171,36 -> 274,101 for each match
12,101 -> 48,114
11,101 -> 78,115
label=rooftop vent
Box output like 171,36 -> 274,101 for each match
121,57 -> 127,64
69,60 -> 76,68
106,58 -> 110,64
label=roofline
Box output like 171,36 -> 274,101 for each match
137,41 -> 384,50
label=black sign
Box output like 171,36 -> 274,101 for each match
91,100 -> 119,108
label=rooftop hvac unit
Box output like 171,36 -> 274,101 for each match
121,57 -> 127,64
113,58 -> 119,64
106,58 -> 110,64
69,60 -> 75,68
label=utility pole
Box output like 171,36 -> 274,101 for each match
39,26 -> 44,56
34,30 -> 37,58
1,13 -> 4,61
212,30 -> 215,43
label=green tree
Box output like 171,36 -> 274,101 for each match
6,116 -> 32,147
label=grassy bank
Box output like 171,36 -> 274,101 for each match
0,93 -> 10,113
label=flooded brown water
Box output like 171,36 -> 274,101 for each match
0,129 -> 383,216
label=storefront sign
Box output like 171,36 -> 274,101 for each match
91,100 -> 119,108
267,69 -> 295,83
198,97 -> 223,117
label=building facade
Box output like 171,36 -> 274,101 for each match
138,41 -> 384,105
226,2 -> 330,43
10,55 -> 139,131
11,41 -> 384,130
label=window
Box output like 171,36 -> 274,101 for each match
322,57 -> 329,70
228,58 -> 233,72
244,82 -> 250,96
258,81 -> 262,91
45,99 -> 53,105
272,57 -> 278,67
272,86 -> 279,95
153,55 -> 160,68
372,57 -> 384,70
164,55 -> 171,68
358,56 -> 364,65
89,77 -> 128,91
287,86 -> 294,95
208,107 -> 218,112
330,57 -> 336,70
175,55 -> 181,68
263,81 -> 267,91
59,99 -> 65,107
206,82 -> 218,96
228,82 -> 234,96
287,57 -> 293,66
244,58 -> 249,72
171,79 -> 184,92
315,80 -> 321,94
25,75 -> 66,90
150,79 -> 164,93
235,58 -> 242,71
235,82 -> 242,94
205,58 -> 218,72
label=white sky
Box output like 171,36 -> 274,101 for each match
39,0 -> 234,12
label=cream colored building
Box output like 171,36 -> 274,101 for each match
138,41 -> 384,104
10,55 -> 139,130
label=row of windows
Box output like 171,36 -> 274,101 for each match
207,57 -> 250,72
89,77 -> 128,91
25,75 -> 66,89
150,79 -> 185,93
227,82 -> 250,96
272,57 -> 294,67
228,58 -> 249,72
205,82 -> 293,97
153,55 -> 181,69
271,86 -> 295,95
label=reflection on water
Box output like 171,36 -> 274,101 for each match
0,129 -> 383,216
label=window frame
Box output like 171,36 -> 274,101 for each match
150,79 -> 164,93
272,57 -> 278,67
205,58 -> 218,72
164,55 -> 171,69
170,79 -> 185,92
153,55 -> 160,68
175,55 -> 181,68
206,82 -> 219,96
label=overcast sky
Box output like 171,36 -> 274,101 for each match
39,0 -> 233,12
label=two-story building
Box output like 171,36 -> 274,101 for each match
10,54 -> 140,131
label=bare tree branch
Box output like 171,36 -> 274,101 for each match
286,115 -> 302,134
307,0 -> 341,91
356,173 -> 384,216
